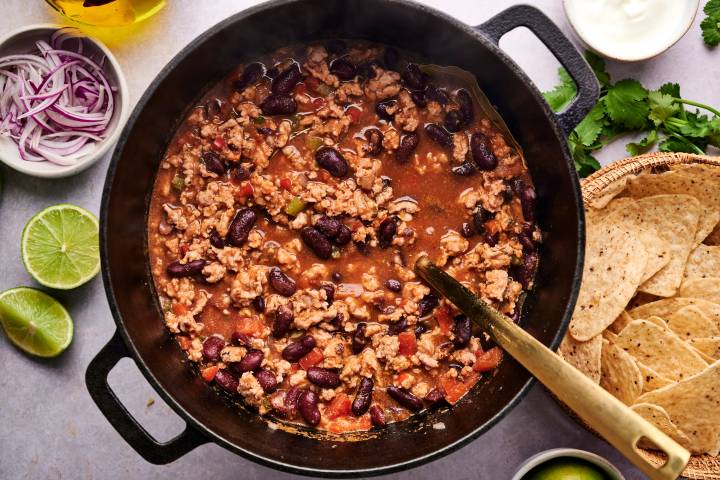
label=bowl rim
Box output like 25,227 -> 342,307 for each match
0,22 -> 129,178
511,448 -> 626,480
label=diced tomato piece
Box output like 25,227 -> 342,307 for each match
279,177 -> 292,191
201,365 -> 219,382
179,244 -> 189,256
398,331 -> 417,356
171,303 -> 187,316
312,97 -> 327,110
484,218 -> 501,235
240,182 -> 254,197
325,393 -> 352,420
440,372 -> 480,405
474,347 -> 503,372
327,414 -> 372,433
304,77 -> 320,93
346,106 -> 362,123
290,363 -> 300,373
435,305 -> 454,335
295,83 -> 308,96
212,135 -> 226,151
177,335 -> 192,351
235,317 -> 265,336
299,347 -> 324,370
395,372 -> 411,385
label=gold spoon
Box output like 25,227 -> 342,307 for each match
414,256 -> 689,480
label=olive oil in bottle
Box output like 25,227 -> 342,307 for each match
45,0 -> 166,27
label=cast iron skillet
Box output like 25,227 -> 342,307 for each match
86,0 -> 598,476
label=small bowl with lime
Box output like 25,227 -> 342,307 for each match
513,449 -> 625,480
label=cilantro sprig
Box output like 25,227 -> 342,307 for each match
702,0 -> 720,47
543,51 -> 720,177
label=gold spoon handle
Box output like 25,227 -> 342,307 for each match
415,256 -> 689,480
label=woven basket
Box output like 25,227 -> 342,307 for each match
578,152 -> 720,480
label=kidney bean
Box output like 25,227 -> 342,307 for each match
202,335 -> 225,362
457,88 -> 474,124
301,226 -> 333,259
376,99 -> 397,121
484,231 -> 499,247
255,369 -> 278,393
236,349 -> 263,373
414,323 -> 428,337
402,63 -> 427,90
385,279 -> 401,292
226,208 -> 257,247
233,165 -> 250,181
298,389 -> 321,426
519,232 -> 534,252
383,47 -> 399,69
377,217 -> 398,248
332,271 -> 342,282
284,386 -> 302,416
387,316 -> 408,336
231,331 -> 251,346
425,123 -> 453,148
272,304 -> 294,338
326,39 -> 347,54
417,294 -> 439,317
451,161 -> 477,176
202,151 -> 227,175
444,110 -> 464,133
320,284 -> 335,304
369,405 -> 386,426
252,296 -> 265,313
334,224 -> 352,245
364,128 -> 384,156
330,57 -> 356,80
351,323 -> 368,354
470,133 -> 498,171
281,335 -> 316,362
387,386 -> 423,412
410,90 -> 427,107
425,389 -> 445,404
396,132 -> 419,163
306,367 -> 341,388
271,63 -> 301,95
214,369 -> 239,393
425,84 -> 449,104
460,222 -> 475,238
209,229 -> 224,249
453,315 -> 471,348
516,252 -> 538,288
514,180 -> 536,223
268,267 -> 297,297
315,146 -> 349,178
260,94 -> 297,115
352,377 -> 374,416
315,216 -> 341,238
234,62 -> 265,91
473,206 -> 488,233
167,259 -> 206,278
265,66 -> 279,78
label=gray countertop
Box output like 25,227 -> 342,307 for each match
1,1 -> 718,479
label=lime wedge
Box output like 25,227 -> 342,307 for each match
21,204 -> 100,290
0,287 -> 73,357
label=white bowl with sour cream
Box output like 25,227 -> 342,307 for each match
563,0 -> 700,62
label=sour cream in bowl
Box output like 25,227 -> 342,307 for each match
563,0 -> 700,61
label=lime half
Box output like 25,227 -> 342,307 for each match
21,204 -> 100,290
0,287 -> 73,357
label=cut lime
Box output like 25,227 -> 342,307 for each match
526,458 -> 607,480
0,287 -> 73,357
21,204 -> 100,290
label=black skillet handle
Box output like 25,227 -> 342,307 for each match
476,5 -> 599,135
85,332 -> 208,464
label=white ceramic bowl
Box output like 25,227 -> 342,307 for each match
511,448 -> 626,480
0,24 -> 129,178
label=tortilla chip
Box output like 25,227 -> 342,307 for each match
569,218 -> 648,341
644,316 -> 669,330
608,311 -> 633,334
558,334 -> 602,383
587,176 -> 629,210
627,291 -> 660,310
633,195 -> 701,297
628,297 -> 720,328
666,305 -> 720,339
636,362 -> 720,455
614,320 -> 708,382
678,277 -> 720,304
684,244 -> 720,280
688,337 -> 720,360
637,362 -> 673,392
600,339 -> 643,404
626,167 -> 720,245
631,403 -> 693,451
603,330 -> 618,343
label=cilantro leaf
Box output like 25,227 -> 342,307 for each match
575,103 -> 605,146
603,79 -> 649,130
648,90 -> 679,126
659,136 -> 699,153
702,15 -> 720,47
583,51 -> 611,89
705,0 -> 720,18
677,112 -> 720,139
659,82 -> 680,98
543,67 -> 577,111
626,130 -> 658,156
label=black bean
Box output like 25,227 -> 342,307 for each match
233,165 -> 250,181
383,47 -> 399,69
364,128 -> 384,156
387,316 -> 408,336
237,349 -> 264,373
231,331 -> 251,346
453,315 -> 471,348
281,335 -> 316,362
320,284 -> 335,304
352,377 -> 374,416
298,389 -> 321,426
202,335 -> 225,362
460,222 -> 475,238
457,88 -> 474,124
234,62 -> 265,91
202,151 -> 227,175
377,217 -> 398,248
268,267 -> 297,297
355,240 -> 371,256
425,84 -> 449,104
470,133 -> 498,171
214,369 -> 238,393
257,126 -> 273,136
261,94 -> 297,115
272,304 -> 294,338
452,161 -> 477,176
386,386 -> 423,412
284,386 -> 302,416
326,39 -> 347,55
402,63 -> 427,90
396,132 -> 419,162
167,259 -> 207,278
255,369 -> 278,393
357,61 -> 377,80
418,294 -> 439,317
271,63 -> 301,95
425,388 -> 445,404
519,232 -> 534,252
410,90 -> 427,107
307,367 -> 341,388
209,229 -> 225,249
330,57 -> 356,80
425,123 -> 453,148
332,271 -> 342,282
334,225 -> 352,245
331,312 -> 344,330
315,146 -> 349,178
227,208 -> 257,247
516,252 -> 538,289
252,296 -> 265,313
444,110 -> 464,133
414,323 -> 428,337
484,231 -> 499,247
385,279 -> 401,292
265,66 -> 280,79
351,323 -> 368,354
376,99 -> 397,121
301,226 -> 333,259
473,207 -> 488,233
315,216 -> 341,238
369,405 -> 386,426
